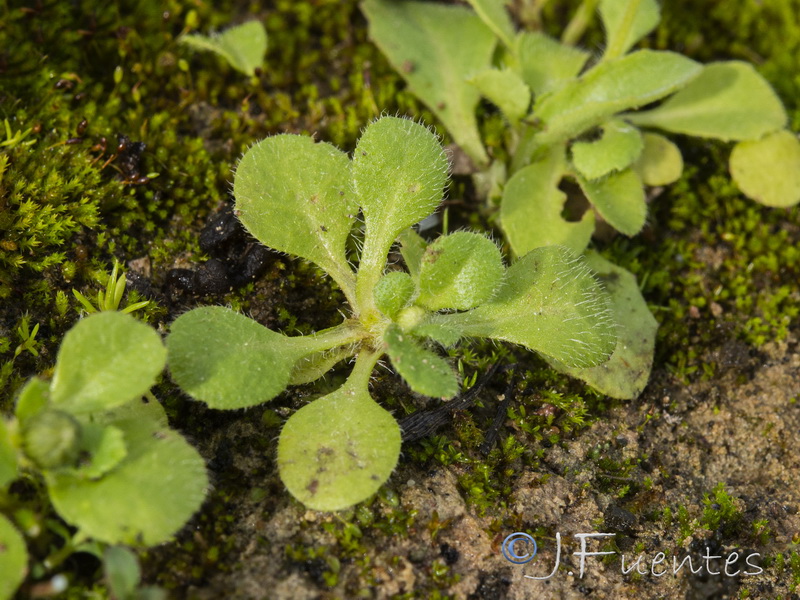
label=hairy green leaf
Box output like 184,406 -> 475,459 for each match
50,312 -> 166,415
0,514 -> 26,600
384,325 -> 459,398
433,246 -> 616,367
353,117 -> 448,308
571,119 -> 643,180
235,135 -> 357,295
465,0 -> 515,48
277,355 -> 401,511
730,130 -> 800,207
180,20 -> 267,76
626,62 -> 787,141
168,307 -> 336,410
22,410 -> 81,470
515,32 -> 589,96
470,69 -> 531,124
374,271 -> 416,318
536,50 -> 702,143
0,419 -> 17,489
416,232 -> 504,311
548,252 -> 657,398
362,0 -> 495,166
501,146 -> 594,255
578,168 -> 647,236
633,132 -> 684,186
599,0 -> 660,60
47,412 -> 208,546
399,228 -> 428,281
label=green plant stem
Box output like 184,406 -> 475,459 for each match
344,349 -> 382,391
301,320 -> 368,355
561,0 -> 598,46
326,266 -> 358,309
603,0 -> 641,61
43,530 -> 89,570
354,232 -> 388,316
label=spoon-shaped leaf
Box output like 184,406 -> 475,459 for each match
361,0 -> 495,167
430,246 -> 616,368
0,514 -> 27,600
626,62 -> 787,141
50,312 -> 166,415
599,0 -> 660,60
235,135 -> 357,298
47,412 -> 208,546
277,353 -> 401,511
729,130 -> 800,208
633,133 -> 684,186
577,168 -> 647,236
384,325 -> 459,398
180,20 -> 267,76
501,146 -> 594,255
168,307 -> 358,409
536,50 -> 702,144
571,119 -> 643,180
547,252 -> 657,398
416,232 -> 504,311
353,117 -> 448,309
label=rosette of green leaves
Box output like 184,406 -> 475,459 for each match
167,116 -> 616,511
362,0 -> 800,254
0,312 -> 208,572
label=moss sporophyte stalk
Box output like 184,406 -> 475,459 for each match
165,116 -> 618,511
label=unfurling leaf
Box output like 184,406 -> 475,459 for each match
599,0 -> 660,60
234,135 -> 357,294
633,133 -> 684,186
571,119 -> 644,180
626,62 -> 787,141
361,0 -> 495,167
578,168 -> 647,236
50,312 -> 166,415
515,32 -> 589,96
47,412 -> 207,546
167,307 -> 352,409
180,20 -> 267,76
430,246 -> 616,367
547,252 -> 657,398
416,232 -> 504,311
501,146 -> 594,255
0,514 -> 27,600
470,69 -> 531,123
730,130 -> 800,207
384,325 -> 459,398
277,356 -> 401,511
374,271 -> 416,318
536,50 -> 702,143
75,424 -> 128,480
353,117 -> 448,305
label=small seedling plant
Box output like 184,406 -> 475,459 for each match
166,116 -> 617,511
360,0 -> 800,399
363,0 -> 800,246
0,311 -> 208,599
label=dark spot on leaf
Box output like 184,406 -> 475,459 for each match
402,59 -> 414,73
306,479 -> 319,495
320,225 -> 328,232
437,101 -> 446,110
309,194 -> 318,203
